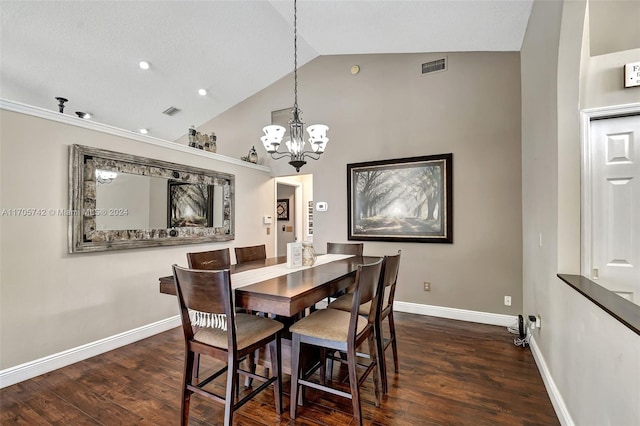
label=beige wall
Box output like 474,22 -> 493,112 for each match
0,109 -> 274,368
521,0 -> 640,424
202,51 -> 523,315
589,0 -> 640,56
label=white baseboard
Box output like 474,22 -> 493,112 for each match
394,301 -> 517,327
529,335 -> 574,426
0,315 -> 181,389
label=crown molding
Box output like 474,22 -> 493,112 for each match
0,98 -> 271,173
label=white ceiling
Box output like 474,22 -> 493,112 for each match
0,0 -> 533,142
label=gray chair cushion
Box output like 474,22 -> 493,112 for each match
289,308 -> 367,342
194,313 -> 283,350
328,291 -> 390,316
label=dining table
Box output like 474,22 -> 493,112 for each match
159,253 -> 381,376
159,254 -> 381,318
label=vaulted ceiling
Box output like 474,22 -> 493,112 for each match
0,0 -> 533,142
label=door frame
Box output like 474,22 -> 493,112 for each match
580,102 -> 640,278
274,178 -> 303,257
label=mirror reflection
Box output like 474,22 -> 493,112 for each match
69,144 -> 235,253
96,171 -> 167,230
95,172 -> 228,231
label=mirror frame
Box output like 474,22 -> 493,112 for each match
69,144 -> 235,253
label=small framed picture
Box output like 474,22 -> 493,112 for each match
277,199 -> 289,221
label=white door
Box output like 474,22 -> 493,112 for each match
589,114 -> 640,301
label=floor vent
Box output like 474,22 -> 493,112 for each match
162,106 -> 181,116
422,57 -> 447,75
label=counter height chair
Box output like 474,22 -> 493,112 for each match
326,242 -> 364,257
328,251 -> 401,394
172,265 -> 283,426
187,248 -> 231,270
289,258 -> 383,426
234,244 -> 266,264
185,247 -> 232,382
324,242 -> 364,302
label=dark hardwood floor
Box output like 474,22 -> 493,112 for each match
1,313 -> 559,425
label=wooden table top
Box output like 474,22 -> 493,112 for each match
158,256 -> 287,295
159,255 -> 380,317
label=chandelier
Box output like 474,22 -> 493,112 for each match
95,170 -> 118,184
260,0 -> 329,172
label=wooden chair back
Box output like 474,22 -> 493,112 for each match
172,265 -> 235,343
379,250 -> 401,315
186,248 -> 231,270
235,244 -> 266,264
327,242 -> 364,256
349,258 -> 383,339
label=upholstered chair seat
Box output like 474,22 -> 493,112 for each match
194,314 -> 283,350
289,309 -> 367,343
327,294 -> 389,316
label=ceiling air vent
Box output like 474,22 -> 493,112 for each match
162,106 -> 181,116
422,57 -> 447,75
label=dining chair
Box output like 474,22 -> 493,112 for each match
234,244 -> 267,264
289,258 -> 383,425
325,242 -> 364,301
185,247 -> 233,382
328,250 -> 401,394
326,242 -> 364,257
172,265 -> 283,426
186,247 -> 231,270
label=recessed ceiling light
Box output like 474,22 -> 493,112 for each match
138,60 -> 150,70
139,128 -> 149,134
75,111 -> 91,119
198,88 -> 207,96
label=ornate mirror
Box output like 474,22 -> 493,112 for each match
69,144 -> 234,253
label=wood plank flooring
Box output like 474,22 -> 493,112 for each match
0,313 -> 559,425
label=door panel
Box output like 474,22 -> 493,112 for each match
590,115 -> 640,301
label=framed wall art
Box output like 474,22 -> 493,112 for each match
167,182 -> 211,227
277,199 -> 289,221
347,154 -> 453,243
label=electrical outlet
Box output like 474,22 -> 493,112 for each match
527,315 -> 541,332
423,281 -> 431,291
504,295 -> 512,306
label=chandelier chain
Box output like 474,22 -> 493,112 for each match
293,0 -> 298,110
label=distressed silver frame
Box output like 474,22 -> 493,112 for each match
69,144 -> 235,253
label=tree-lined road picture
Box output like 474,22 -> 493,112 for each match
348,154 -> 453,243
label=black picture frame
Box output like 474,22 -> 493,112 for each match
347,154 -> 453,243
277,199 -> 289,221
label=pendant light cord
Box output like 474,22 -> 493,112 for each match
293,0 -> 298,111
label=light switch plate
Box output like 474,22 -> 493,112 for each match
316,202 -> 328,211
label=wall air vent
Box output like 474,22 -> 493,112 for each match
422,57 -> 447,75
162,106 -> 181,116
